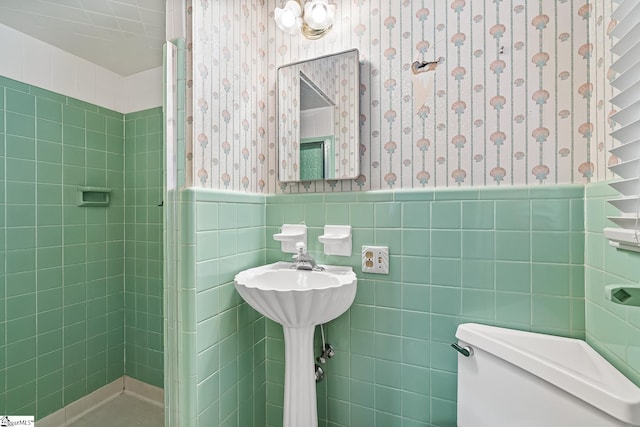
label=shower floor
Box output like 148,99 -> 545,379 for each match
67,393 -> 164,427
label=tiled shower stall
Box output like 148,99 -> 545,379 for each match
0,77 -> 163,419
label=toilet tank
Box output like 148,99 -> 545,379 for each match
455,323 -> 640,427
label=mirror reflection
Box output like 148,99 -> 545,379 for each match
278,49 -> 360,182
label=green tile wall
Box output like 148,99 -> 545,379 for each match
0,76 -> 125,419
264,184 -> 585,427
0,76 -> 164,420
174,189 -> 266,427
584,181 -> 640,387
123,107 -> 164,387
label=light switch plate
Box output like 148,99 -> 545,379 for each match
362,246 -> 389,274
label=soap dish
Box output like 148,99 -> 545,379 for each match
318,225 -> 352,256
274,224 -> 307,253
605,284 -> 640,307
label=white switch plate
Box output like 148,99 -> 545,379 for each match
362,246 -> 389,274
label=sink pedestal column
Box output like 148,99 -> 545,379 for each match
282,325 -> 317,427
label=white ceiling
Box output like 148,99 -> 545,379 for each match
0,0 -> 166,76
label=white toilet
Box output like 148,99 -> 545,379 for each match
455,323 -> 640,427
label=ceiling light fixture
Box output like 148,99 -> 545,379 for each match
274,0 -> 336,40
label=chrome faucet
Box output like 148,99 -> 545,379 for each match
292,242 -> 324,271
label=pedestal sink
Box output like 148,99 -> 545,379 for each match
234,261 -> 357,427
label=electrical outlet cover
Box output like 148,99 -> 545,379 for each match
362,245 -> 389,274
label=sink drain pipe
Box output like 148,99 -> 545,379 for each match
314,324 -> 335,382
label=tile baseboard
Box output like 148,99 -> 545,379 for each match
37,376 -> 164,426
123,376 -> 164,408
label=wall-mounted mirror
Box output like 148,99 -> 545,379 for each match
278,49 -> 360,182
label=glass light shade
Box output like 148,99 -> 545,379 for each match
303,0 -> 335,30
275,0 -> 302,34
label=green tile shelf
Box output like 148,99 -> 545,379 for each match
77,186 -> 111,207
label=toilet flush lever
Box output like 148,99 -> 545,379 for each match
451,343 -> 473,357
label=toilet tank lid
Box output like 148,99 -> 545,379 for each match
456,323 -> 640,425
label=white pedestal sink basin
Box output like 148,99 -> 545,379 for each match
234,261 -> 357,427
